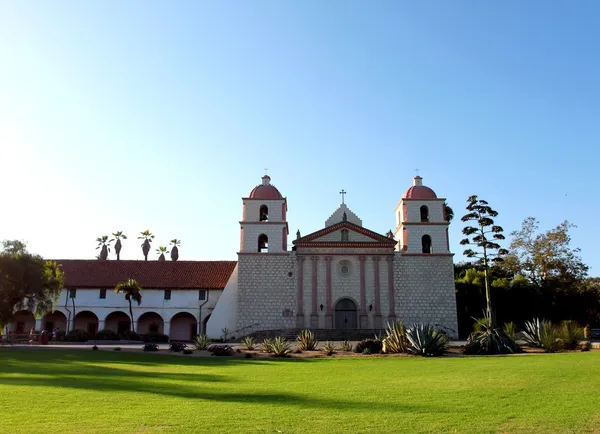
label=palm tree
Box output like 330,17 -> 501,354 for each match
95,236 -> 111,260
138,230 -> 154,261
170,239 -> 181,261
114,279 -> 143,332
111,231 -> 127,260
444,204 -> 454,223
156,246 -> 169,262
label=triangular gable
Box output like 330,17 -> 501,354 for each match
325,204 -> 362,227
294,221 -> 396,246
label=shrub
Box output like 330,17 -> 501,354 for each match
55,330 -> 66,341
354,339 -> 382,355
182,349 -> 193,355
464,320 -> 522,355
473,316 -> 492,333
241,336 -> 255,350
340,340 -> 353,352
193,334 -> 210,350
559,320 -> 584,351
261,338 -> 274,353
208,344 -> 234,356
382,321 -> 407,354
502,322 -> 519,341
95,329 -> 119,341
522,318 -> 551,348
143,332 -> 169,343
114,347 -> 121,351
64,329 -> 90,342
406,324 -> 448,357
143,343 -> 159,352
245,352 -> 253,358
322,341 -> 336,356
120,330 -> 141,341
169,342 -> 187,352
92,345 -> 99,351
540,325 -> 562,353
297,329 -> 319,351
271,337 -> 292,357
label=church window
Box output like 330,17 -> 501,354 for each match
422,235 -> 432,254
341,229 -> 349,242
164,289 -> 171,300
258,234 -> 269,253
99,289 -> 107,299
198,290 -> 206,301
420,206 -> 429,222
341,265 -> 349,274
259,205 -> 269,221
69,289 -> 77,298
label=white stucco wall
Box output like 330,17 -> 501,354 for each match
206,264 -> 239,339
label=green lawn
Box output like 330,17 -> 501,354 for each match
1,350 -> 599,433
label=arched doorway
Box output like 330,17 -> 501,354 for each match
105,311 -> 131,335
335,299 -> 358,329
12,310 -> 35,335
74,311 -> 99,336
170,312 -> 197,341
43,311 -> 67,334
137,312 -> 164,335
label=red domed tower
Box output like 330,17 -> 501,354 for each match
393,176 -> 450,254
240,175 -> 289,253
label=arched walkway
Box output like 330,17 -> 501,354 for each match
42,311 -> 67,333
74,311 -> 99,336
335,298 -> 358,329
12,310 -> 35,334
105,311 -> 131,335
170,312 -> 197,341
137,312 -> 164,335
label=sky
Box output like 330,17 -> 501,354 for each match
0,2 -> 599,275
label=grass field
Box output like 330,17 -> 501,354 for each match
0,350 -> 599,433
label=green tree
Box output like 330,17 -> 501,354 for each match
444,204 -> 454,222
138,230 -> 154,261
111,231 -> 127,260
0,240 -> 65,328
156,246 -> 169,262
503,217 -> 588,289
95,236 -> 111,260
114,279 -> 143,332
460,195 -> 508,325
169,239 -> 181,261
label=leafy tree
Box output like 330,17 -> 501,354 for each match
114,279 -> 142,332
95,236 -> 111,260
156,246 -> 169,262
0,240 -> 65,328
169,239 -> 181,261
138,230 -> 154,261
460,195 -> 508,325
444,204 -> 454,222
503,217 -> 588,289
111,231 -> 127,260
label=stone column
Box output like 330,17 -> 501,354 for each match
310,256 -> 319,328
372,256 -> 382,329
296,256 -> 305,328
324,256 -> 333,329
359,256 -> 368,329
35,318 -> 43,332
387,256 -> 397,323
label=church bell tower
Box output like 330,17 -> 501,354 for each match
240,175 -> 289,253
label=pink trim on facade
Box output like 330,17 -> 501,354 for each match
282,202 -> 286,221
240,228 -> 244,251
325,256 -> 332,312
359,256 -> 366,313
386,256 -> 395,316
373,257 -> 381,315
282,227 -> 287,251
297,256 -> 304,316
311,256 -> 318,314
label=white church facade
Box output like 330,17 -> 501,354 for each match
4,175 -> 458,340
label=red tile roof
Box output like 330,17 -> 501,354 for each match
55,260 -> 237,289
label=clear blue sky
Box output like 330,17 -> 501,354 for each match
1,2 -> 598,275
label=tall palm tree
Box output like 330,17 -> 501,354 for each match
114,279 -> 143,332
156,246 -> 169,262
138,230 -> 154,261
111,231 -> 127,260
170,239 -> 181,261
95,236 -> 111,260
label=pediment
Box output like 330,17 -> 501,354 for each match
294,221 -> 396,247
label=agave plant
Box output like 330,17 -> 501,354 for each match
111,231 -> 127,260
502,322 -> 519,341
539,325 -> 562,353
406,323 -> 448,357
138,230 -> 155,261
559,320 -> 584,351
193,333 -> 210,350
296,329 -> 319,351
242,336 -> 255,350
382,320 -> 407,354
464,319 -> 522,355
156,246 -> 169,262
271,337 -> 292,357
95,235 -> 111,260
322,341 -> 336,356
261,338 -> 274,353
522,318 -> 551,348
340,340 -> 353,352
170,239 -> 181,261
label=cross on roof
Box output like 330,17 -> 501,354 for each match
339,189 -> 346,204
414,168 -> 420,176
264,168 -> 269,176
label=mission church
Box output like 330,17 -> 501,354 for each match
5,174 -> 458,341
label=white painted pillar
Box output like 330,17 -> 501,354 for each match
98,320 -> 105,332
35,318 -> 43,331
163,322 -> 170,338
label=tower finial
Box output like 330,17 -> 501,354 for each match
339,189 -> 346,204
414,168 -> 420,176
